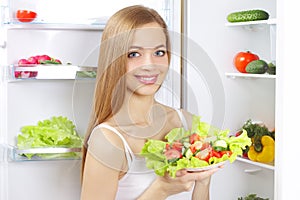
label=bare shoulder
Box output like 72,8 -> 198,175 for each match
87,125 -> 127,172
90,124 -> 125,149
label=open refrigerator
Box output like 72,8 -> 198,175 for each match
0,0 -> 285,200
0,1 -> 181,200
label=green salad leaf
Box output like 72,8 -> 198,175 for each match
17,116 -> 83,159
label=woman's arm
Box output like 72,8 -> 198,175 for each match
191,167 -> 221,200
81,128 -> 127,200
192,177 -> 211,200
81,151 -> 120,200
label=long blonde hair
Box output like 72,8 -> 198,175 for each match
81,5 -> 171,180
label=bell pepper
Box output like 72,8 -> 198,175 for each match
247,135 -> 275,163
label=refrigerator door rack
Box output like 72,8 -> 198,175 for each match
225,72 -> 276,79
225,18 -> 277,31
9,145 -> 82,161
9,65 -> 97,80
236,157 -> 274,171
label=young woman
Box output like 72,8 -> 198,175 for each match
81,5 -> 220,200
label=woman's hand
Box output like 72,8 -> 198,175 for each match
156,167 -> 220,197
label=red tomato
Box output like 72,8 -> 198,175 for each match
234,51 -> 259,73
235,130 -> 242,137
165,143 -> 170,150
189,133 -> 201,144
211,150 -> 222,158
16,10 -> 37,23
190,141 -> 203,153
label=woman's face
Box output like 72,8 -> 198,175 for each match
125,22 -> 169,96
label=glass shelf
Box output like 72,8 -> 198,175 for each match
225,18 -> 277,31
236,156 -> 274,171
225,72 -> 276,79
3,22 -> 106,31
9,65 -> 97,80
225,18 -> 277,27
8,145 -> 82,161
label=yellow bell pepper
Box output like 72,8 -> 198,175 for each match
247,135 -> 275,163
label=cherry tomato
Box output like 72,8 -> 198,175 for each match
189,133 -> 201,144
211,150 -> 222,158
16,10 -> 37,23
234,51 -> 259,73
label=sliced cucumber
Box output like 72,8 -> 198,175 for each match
185,148 -> 193,159
213,140 -> 228,149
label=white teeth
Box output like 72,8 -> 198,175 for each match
140,77 -> 155,81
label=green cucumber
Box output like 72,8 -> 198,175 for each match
227,9 -> 269,23
267,62 -> 276,75
246,60 -> 269,74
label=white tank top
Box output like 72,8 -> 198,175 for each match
90,109 -> 193,200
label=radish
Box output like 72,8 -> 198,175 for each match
54,59 -> 62,64
18,59 -> 30,66
27,56 -> 38,64
37,55 -> 51,64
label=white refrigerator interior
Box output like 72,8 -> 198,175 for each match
184,0 -> 276,199
0,1 -> 180,200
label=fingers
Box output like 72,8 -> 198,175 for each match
175,169 -> 188,177
180,167 -> 220,182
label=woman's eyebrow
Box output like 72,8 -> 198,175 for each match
129,44 -> 166,50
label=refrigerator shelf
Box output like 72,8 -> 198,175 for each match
225,18 -> 276,32
225,18 -> 277,26
9,146 -> 82,161
236,156 -> 274,171
225,72 -> 276,79
9,65 -> 97,80
2,22 -> 106,31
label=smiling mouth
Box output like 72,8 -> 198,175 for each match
135,75 -> 159,85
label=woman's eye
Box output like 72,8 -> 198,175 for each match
128,52 -> 140,58
154,50 -> 166,57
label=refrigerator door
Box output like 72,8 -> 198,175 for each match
0,1 -> 181,200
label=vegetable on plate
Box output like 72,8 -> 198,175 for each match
140,115 -> 252,178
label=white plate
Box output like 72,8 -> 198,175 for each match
185,160 -> 228,172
